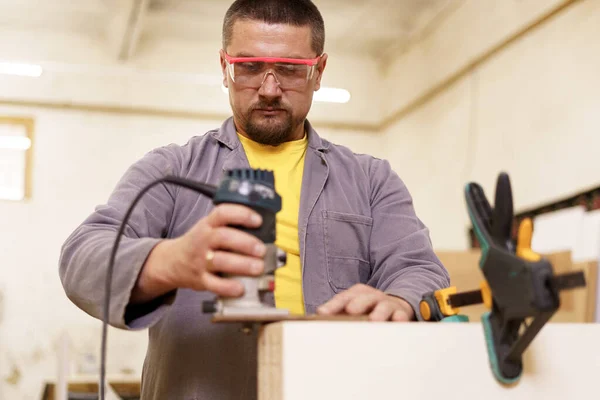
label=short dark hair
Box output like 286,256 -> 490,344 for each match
222,0 -> 325,55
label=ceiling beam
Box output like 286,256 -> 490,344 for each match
106,0 -> 150,61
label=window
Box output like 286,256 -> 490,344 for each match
0,117 -> 34,201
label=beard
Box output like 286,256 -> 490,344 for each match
240,100 -> 302,146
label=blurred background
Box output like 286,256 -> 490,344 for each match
0,0 -> 599,398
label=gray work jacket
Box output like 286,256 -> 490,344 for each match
59,117 -> 449,400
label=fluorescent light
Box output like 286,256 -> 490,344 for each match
313,87 -> 351,103
220,85 -> 350,104
0,62 -> 43,77
0,136 -> 31,150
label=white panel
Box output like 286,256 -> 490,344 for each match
266,322 -> 600,400
530,206 -> 586,255
580,210 -> 600,262
531,207 -> 600,264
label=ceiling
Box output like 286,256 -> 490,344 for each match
0,0 -> 460,63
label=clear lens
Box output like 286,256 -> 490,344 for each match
229,61 -> 313,89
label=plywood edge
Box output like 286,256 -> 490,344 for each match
258,322 -> 283,400
213,314 -> 368,323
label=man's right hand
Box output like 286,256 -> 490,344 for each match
130,204 -> 267,304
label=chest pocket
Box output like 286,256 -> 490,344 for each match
322,210 -> 373,292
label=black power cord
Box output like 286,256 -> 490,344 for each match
100,176 -> 217,400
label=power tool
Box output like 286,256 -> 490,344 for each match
201,168 -> 289,317
419,172 -> 586,385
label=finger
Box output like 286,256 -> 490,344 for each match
318,284 -> 376,315
200,272 -> 244,298
317,290 -> 355,315
206,250 -> 264,277
352,283 -> 374,295
206,204 -> 262,229
209,227 -> 266,257
345,294 -> 380,315
369,301 -> 395,322
391,309 -> 410,322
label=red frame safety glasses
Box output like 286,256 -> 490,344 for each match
223,52 -> 321,90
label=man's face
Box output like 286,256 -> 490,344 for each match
221,19 -> 327,145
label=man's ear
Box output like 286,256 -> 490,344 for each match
219,49 -> 229,88
314,53 -> 328,91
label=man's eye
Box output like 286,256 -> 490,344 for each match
238,62 -> 263,73
275,64 -> 304,75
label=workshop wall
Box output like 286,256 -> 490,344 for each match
0,105 -> 380,400
383,0 -> 600,250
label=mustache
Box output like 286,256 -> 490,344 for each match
251,101 -> 289,111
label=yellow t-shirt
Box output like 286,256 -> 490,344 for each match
237,133 -> 307,315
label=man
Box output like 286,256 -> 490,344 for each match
59,0 -> 449,399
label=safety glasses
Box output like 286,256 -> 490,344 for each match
223,52 -> 321,90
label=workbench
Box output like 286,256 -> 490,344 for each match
258,321 -> 600,400
40,375 -> 140,400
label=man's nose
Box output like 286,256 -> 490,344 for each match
258,72 -> 282,99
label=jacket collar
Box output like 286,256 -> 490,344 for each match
211,116 -> 330,152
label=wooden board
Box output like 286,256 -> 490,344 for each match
576,260 -> 598,321
258,321 -> 600,400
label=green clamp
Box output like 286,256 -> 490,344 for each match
465,172 -> 585,385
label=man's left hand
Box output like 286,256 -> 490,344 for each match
316,284 -> 415,322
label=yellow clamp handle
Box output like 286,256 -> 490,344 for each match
420,283 -> 493,319
480,280 -> 492,309
516,218 -> 541,262
419,287 -> 460,321
434,287 -> 459,316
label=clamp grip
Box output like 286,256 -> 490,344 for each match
465,172 -> 586,384
420,287 -> 458,322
